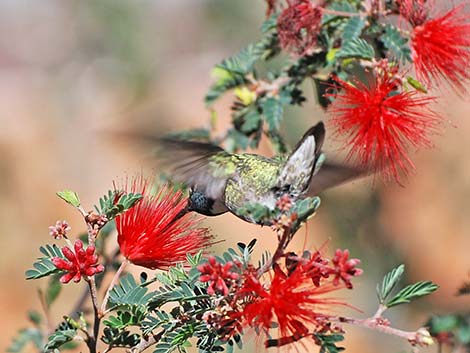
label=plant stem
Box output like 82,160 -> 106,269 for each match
329,314 -> 433,346
131,331 -> 165,353
258,226 -> 292,275
86,277 -> 101,353
100,259 -> 129,317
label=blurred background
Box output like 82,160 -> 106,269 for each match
1,1 -> 469,352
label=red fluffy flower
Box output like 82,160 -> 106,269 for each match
328,66 -> 441,182
239,263 -> 346,343
115,178 -> 213,269
52,239 -> 104,284
198,256 -> 241,296
277,0 -> 323,55
410,4 -> 470,93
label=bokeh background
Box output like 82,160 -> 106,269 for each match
1,1 -> 469,352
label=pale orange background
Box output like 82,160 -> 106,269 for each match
1,1 -> 469,353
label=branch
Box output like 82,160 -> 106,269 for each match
130,331 -> 165,353
100,259 -> 129,317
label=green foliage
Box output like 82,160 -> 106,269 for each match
7,328 -> 43,353
101,327 -> 141,348
25,245 -> 65,280
380,25 -> 411,63
262,97 -> 283,131
107,273 -> 155,310
377,264 -> 438,308
314,333 -> 345,353
427,314 -> 470,346
321,2 -> 357,25
44,328 -> 77,351
341,17 -> 366,41
406,76 -> 427,93
386,281 -> 439,308
56,190 -> 81,207
290,196 -> 321,233
377,264 -> 405,304
94,189 -> 143,221
336,38 -> 375,60
104,307 -> 146,329
45,276 -> 62,307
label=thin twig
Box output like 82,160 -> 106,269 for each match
131,331 -> 165,353
86,278 -> 101,353
100,259 -> 129,317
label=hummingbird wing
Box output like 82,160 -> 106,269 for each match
306,161 -> 368,196
277,122 -> 326,195
158,138 -> 236,201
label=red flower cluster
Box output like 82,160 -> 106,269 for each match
52,239 -> 104,284
397,0 -> 428,26
331,249 -> 363,289
409,4 -> 470,93
277,0 -> 324,55
115,178 -> 213,270
328,63 -> 441,182
198,256 -> 241,296
199,248 -> 361,346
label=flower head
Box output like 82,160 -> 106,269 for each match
115,177 -> 213,269
410,5 -> 470,93
239,263 -> 346,343
49,220 -> 71,239
277,0 -> 323,55
397,0 -> 428,27
331,249 -> 363,289
328,65 -> 441,182
52,239 -> 104,284
198,256 -> 241,296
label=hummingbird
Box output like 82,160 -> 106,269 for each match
157,122 -> 364,224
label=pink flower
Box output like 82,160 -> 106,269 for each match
115,177 -> 213,270
277,0 -> 323,55
410,5 -> 470,93
49,220 -> 71,239
52,239 -> 104,284
331,249 -> 363,289
198,256 -> 241,296
328,65 -> 441,182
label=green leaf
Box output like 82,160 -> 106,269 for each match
380,25 -> 411,63
56,190 -> 80,207
377,264 -> 405,304
322,2 -> 357,25
101,327 -> 140,348
341,17 -> 365,41
313,333 -> 345,353
290,197 -> 321,234
108,273 -> 155,310
240,109 -> 261,133
104,308 -> 146,329
44,329 -> 77,351
45,277 -> 62,307
262,97 -> 283,131
27,311 -> 42,326
25,245 -> 65,280
336,38 -> 374,60
406,76 -> 428,93
94,190 -> 143,221
261,13 -> 278,33
386,281 -> 439,307
7,328 -> 43,353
